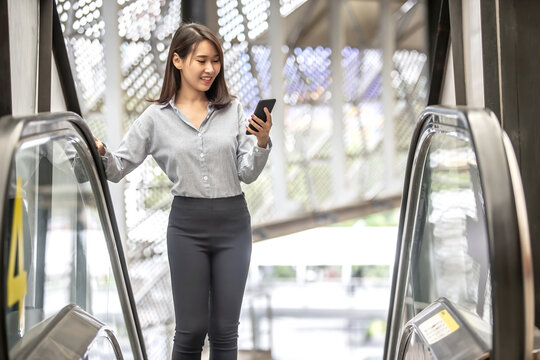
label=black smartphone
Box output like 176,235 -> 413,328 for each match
246,98 -> 276,135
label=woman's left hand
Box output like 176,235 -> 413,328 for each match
247,107 -> 272,148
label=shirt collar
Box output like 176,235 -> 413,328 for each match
159,97 -> 215,112
159,98 -> 175,109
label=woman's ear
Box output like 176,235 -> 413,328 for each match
172,52 -> 183,70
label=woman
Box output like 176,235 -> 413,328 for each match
94,22 -> 272,360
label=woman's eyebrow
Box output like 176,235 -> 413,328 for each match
194,54 -> 219,58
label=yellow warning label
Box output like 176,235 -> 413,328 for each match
7,177 -> 27,331
439,309 -> 460,332
418,309 -> 460,344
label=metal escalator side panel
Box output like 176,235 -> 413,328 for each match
384,106 -> 534,360
66,128 -> 143,359
67,115 -> 148,360
467,109 -> 530,359
0,112 -> 145,359
66,116 -> 147,359
385,109 -> 464,359
10,304 -> 123,360
502,133 -> 535,358
63,113 -> 147,359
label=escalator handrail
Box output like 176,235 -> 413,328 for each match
0,111 -> 147,359
383,106 -> 534,359
0,119 -> 26,360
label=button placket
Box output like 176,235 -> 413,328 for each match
198,130 -> 210,187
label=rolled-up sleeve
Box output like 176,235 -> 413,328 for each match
101,115 -> 151,182
236,102 -> 272,184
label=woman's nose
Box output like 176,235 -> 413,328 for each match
205,62 -> 215,73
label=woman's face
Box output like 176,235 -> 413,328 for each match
174,40 -> 221,95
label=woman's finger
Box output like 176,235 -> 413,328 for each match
250,116 -> 263,131
93,136 -> 106,155
264,107 -> 272,126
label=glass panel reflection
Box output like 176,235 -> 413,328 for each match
3,133 -> 133,358
403,331 -> 436,360
86,334 -> 121,360
406,130 -> 492,327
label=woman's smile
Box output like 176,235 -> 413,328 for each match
201,75 -> 214,85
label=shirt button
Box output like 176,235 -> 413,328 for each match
255,148 -> 259,152
200,153 -> 204,158
197,133 -> 202,137
203,176 -> 208,181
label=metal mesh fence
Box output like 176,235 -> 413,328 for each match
58,0 -> 427,358
116,2 -> 181,357
57,0 -> 107,140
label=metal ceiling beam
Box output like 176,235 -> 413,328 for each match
344,1 -> 368,48
251,194 -> 402,242
289,2 -> 328,48
286,0 -> 319,50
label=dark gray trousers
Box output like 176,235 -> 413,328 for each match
167,194 -> 252,360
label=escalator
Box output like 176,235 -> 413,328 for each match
0,112 -> 147,359
383,107 -> 535,359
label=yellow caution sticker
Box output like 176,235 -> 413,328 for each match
7,177 -> 27,331
418,309 -> 460,344
439,309 -> 460,332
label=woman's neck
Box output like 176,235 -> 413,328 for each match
175,88 -> 208,107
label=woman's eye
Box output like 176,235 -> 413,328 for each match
197,60 -> 204,64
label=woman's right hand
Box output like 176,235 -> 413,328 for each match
94,136 -> 106,156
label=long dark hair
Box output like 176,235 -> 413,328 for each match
153,23 -> 233,109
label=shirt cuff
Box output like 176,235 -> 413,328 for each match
255,137 -> 272,152
100,144 -> 111,164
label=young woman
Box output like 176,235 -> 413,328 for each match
94,22 -> 272,360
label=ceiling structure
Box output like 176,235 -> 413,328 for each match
253,0 -> 426,51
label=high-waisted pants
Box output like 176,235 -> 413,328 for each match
167,194 -> 252,360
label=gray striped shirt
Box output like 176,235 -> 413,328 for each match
101,98 -> 271,198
